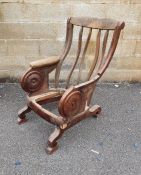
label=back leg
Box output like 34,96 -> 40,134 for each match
18,105 -> 31,124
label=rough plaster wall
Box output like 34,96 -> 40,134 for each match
0,0 -> 141,82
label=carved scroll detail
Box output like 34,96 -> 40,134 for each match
21,69 -> 45,93
59,91 -> 82,118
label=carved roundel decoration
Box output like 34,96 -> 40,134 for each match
62,91 -> 82,118
21,70 -> 44,93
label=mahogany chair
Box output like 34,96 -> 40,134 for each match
18,17 -> 125,154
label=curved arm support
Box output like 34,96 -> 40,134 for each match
58,86 -> 84,118
20,58 -> 60,94
20,68 -> 46,94
58,76 -> 99,118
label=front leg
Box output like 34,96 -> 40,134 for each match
46,127 -> 64,155
18,105 -> 31,124
89,105 -> 102,117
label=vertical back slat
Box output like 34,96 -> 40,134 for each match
77,28 -> 92,84
98,27 -> 121,76
101,30 -> 109,62
55,21 -> 73,88
87,29 -> 101,80
66,27 -> 84,88
95,30 -> 109,73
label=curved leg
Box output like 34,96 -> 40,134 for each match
46,127 -> 64,155
18,105 -> 31,125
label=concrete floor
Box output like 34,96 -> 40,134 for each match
0,83 -> 141,175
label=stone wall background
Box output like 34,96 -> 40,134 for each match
0,0 -> 141,82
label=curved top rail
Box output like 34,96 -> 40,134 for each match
70,17 -> 125,30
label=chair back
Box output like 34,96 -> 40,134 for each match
55,17 -> 125,88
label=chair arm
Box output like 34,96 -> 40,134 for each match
20,56 -> 60,94
58,75 -> 100,118
30,56 -> 60,69
58,87 -> 88,119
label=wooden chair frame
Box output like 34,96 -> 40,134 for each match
18,17 -> 125,154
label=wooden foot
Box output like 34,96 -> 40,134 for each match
18,105 -> 31,125
89,105 -> 102,117
46,127 -> 64,155
46,143 -> 59,155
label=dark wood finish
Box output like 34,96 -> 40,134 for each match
77,28 -> 92,84
70,17 -> 125,30
18,105 -> 31,124
87,29 -> 101,80
66,26 -> 83,88
18,17 -> 125,154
